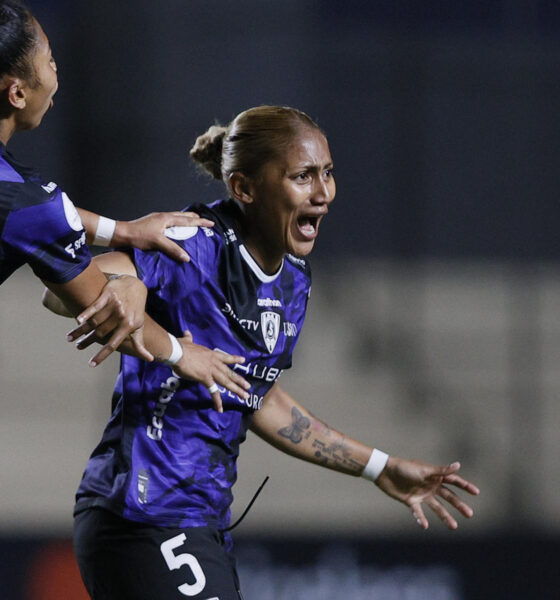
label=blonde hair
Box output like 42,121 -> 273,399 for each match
190,105 -> 322,183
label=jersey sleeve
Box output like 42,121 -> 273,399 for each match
2,188 -> 91,283
132,225 -> 221,329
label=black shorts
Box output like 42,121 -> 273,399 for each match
74,508 -> 244,600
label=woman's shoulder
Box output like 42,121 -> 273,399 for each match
285,253 -> 312,281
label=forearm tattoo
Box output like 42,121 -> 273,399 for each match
311,437 -> 362,472
278,407 -> 311,443
277,408 -> 363,473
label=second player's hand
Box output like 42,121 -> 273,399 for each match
66,275 -> 153,366
375,457 -> 480,530
115,211 -> 215,263
173,332 -> 251,413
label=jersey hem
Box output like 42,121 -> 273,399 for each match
74,497 -> 225,530
36,255 -> 91,284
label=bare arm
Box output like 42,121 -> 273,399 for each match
77,208 -> 214,263
43,260 -> 153,363
43,251 -> 250,410
250,383 -> 372,475
251,383 -> 480,530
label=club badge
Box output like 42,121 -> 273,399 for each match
261,311 -> 280,354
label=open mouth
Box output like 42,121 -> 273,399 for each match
296,215 -> 320,240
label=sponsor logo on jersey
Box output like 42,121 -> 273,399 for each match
41,181 -> 57,194
147,375 -> 180,441
261,311 -> 280,353
223,302 -> 295,341
283,321 -> 298,337
233,361 -> 284,385
65,231 -> 86,259
222,302 -> 259,331
257,297 -> 282,308
215,385 -> 264,410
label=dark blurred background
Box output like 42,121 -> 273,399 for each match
2,1 -> 560,598
13,0 -> 560,262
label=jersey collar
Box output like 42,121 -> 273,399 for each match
239,244 -> 284,282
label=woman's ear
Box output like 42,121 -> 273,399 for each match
5,78 -> 27,109
228,172 -> 255,206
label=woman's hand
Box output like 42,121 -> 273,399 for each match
66,275 -> 152,366
114,211 -> 214,263
173,332 -> 251,413
375,457 -> 480,530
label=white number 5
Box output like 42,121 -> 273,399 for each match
160,533 -> 207,596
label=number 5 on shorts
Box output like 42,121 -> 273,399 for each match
160,533 -> 207,596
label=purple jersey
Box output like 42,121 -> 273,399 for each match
0,143 -> 91,284
75,199 -> 311,532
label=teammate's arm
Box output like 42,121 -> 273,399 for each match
43,250 -> 251,410
42,262 -> 154,363
77,208 -> 215,263
250,383 -> 480,530
43,207 -> 215,366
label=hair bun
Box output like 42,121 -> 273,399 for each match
189,125 -> 227,180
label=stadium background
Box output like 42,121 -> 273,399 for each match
1,0 -> 560,597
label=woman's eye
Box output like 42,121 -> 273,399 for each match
297,172 -> 310,182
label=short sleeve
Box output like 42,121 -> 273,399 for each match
2,189 -> 91,283
132,224 -> 221,303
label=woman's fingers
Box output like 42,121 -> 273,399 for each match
425,496 -> 458,530
203,376 -> 225,413
437,486 -> 474,518
442,473 -> 481,495
67,320 -> 92,341
410,503 -> 429,530
215,360 -> 250,389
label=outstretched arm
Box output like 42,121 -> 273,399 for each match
250,383 -> 480,530
77,208 -> 214,263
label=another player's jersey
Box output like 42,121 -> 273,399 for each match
75,199 -> 312,532
0,143 -> 91,285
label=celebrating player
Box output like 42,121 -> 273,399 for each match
56,106 -> 480,600
0,0 -> 253,394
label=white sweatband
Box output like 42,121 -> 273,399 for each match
93,216 -> 116,246
361,448 -> 389,482
163,333 -> 183,366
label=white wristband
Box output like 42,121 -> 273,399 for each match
361,448 -> 389,482
93,216 -> 116,246
162,333 -> 183,366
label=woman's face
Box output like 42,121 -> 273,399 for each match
16,19 -> 58,131
243,127 -> 336,272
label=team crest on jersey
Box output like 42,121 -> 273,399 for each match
261,311 -> 280,354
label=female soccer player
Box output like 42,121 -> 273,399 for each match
62,106 -> 480,600
0,0 -> 251,392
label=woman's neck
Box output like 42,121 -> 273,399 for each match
0,119 -> 16,146
237,210 -> 284,275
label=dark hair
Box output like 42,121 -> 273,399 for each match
190,105 -> 323,183
0,0 -> 37,81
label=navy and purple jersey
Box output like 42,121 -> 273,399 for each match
0,143 -> 91,285
75,199 -> 311,534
